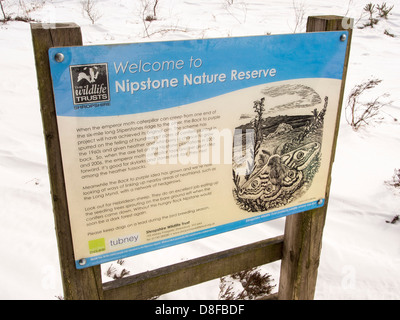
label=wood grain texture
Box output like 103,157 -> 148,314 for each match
278,16 -> 353,300
103,236 -> 283,300
31,23 -> 103,300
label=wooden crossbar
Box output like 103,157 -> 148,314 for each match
103,235 -> 283,299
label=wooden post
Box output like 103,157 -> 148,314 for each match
278,16 -> 353,300
31,23 -> 103,300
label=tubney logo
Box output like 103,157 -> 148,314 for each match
109,233 -> 140,248
70,63 -> 110,105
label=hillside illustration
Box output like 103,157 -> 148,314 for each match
233,84 -> 328,212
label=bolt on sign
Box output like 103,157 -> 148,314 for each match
48,32 -> 348,268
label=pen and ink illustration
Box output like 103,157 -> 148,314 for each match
233,84 -> 327,212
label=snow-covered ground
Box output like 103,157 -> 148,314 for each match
0,0 -> 399,299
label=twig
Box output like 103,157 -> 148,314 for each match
0,0 -> 8,21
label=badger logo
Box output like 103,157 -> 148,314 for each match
70,63 -> 110,105
77,66 -> 99,84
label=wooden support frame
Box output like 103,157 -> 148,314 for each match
278,15 -> 353,300
31,23 -> 104,300
103,235 -> 283,300
31,15 -> 352,300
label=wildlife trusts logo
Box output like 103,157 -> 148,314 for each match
70,63 -> 110,105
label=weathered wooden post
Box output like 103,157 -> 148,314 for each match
31,23 -> 103,300
278,16 -> 353,300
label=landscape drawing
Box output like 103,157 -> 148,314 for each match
233,83 -> 327,212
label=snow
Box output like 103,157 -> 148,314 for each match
0,0 -> 399,300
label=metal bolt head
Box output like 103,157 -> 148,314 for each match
340,34 -> 347,42
78,258 -> 87,266
55,52 -> 64,62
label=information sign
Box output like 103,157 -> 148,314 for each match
49,32 -> 348,268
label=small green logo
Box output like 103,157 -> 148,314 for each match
88,238 -> 106,254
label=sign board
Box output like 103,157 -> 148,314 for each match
49,32 -> 348,269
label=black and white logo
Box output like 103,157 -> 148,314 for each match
70,63 -> 110,105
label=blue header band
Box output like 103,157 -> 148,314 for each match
49,32 -> 348,117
